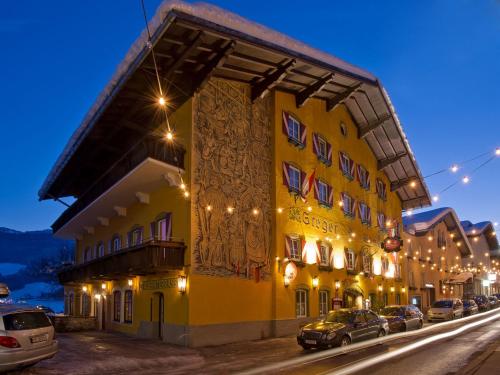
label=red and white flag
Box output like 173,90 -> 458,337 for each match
301,169 -> 315,202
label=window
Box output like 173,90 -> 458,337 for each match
82,294 -> 91,317
376,179 -> 387,200
366,311 -> 378,321
409,271 -> 415,287
84,247 -> 91,262
377,212 -> 386,231
128,227 -> 143,247
346,249 -> 355,270
358,202 -> 371,225
290,237 -> 301,261
315,179 -> 332,206
340,122 -> 348,137
97,242 -> 105,258
341,192 -> 355,217
339,152 -> 354,179
296,289 -> 308,318
283,112 -> 306,147
124,290 -> 133,323
113,291 -> 121,322
357,164 -> 370,190
157,216 -> 171,241
319,244 -> 329,266
363,254 -> 372,274
319,290 -> 329,316
288,165 -> 301,192
68,293 -> 74,316
313,133 -> 332,165
383,293 -> 388,306
382,257 -> 389,275
112,236 -> 121,252
395,263 -> 401,279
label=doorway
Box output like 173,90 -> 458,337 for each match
152,292 -> 164,340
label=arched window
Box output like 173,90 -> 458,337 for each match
97,242 -> 105,258
82,293 -> 91,317
69,293 -> 74,316
127,226 -> 143,247
84,247 -> 91,263
113,291 -> 121,322
151,213 -> 172,241
112,235 -> 121,252
124,290 -> 133,323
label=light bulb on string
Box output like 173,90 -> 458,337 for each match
432,195 -> 439,202
462,176 -> 470,184
165,130 -> 174,141
495,147 -> 500,156
158,97 -> 166,106
450,164 -> 459,173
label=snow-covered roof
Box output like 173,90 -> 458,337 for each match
39,0 -> 431,211
460,220 -> 499,251
403,207 -> 472,256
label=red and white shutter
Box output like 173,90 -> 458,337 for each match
338,152 -> 344,171
285,235 -> 292,258
349,158 -> 355,177
300,170 -> 307,193
367,206 -> 372,224
328,184 -> 334,207
313,178 -> 319,200
365,170 -> 371,190
351,198 -> 357,218
301,237 -> 307,262
282,112 -> 290,137
316,242 -> 322,264
282,162 -> 291,188
300,122 -> 307,146
327,142 -> 333,165
356,164 -> 362,184
312,133 -> 319,156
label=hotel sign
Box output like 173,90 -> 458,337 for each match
140,278 -> 178,290
288,208 -> 336,234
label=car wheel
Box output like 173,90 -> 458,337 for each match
377,329 -> 387,338
340,335 -> 351,347
301,345 -> 312,350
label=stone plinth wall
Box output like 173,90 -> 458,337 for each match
53,316 -> 97,332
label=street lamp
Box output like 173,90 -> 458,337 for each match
312,276 -> 319,289
177,275 -> 187,293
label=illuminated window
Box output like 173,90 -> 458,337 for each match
317,180 -> 329,205
289,165 -> 301,192
97,242 -> 105,257
296,289 -> 308,318
288,115 -> 301,142
124,290 -> 133,324
319,244 -> 329,265
290,237 -> 301,261
346,249 -> 355,270
319,290 -> 329,316
113,291 -> 121,322
363,254 -> 372,274
128,227 -> 143,247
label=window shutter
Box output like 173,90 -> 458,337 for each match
108,240 -> 112,254
300,122 -> 307,146
282,162 -> 291,188
327,142 -> 333,165
350,158 -> 355,177
313,178 -> 319,200
328,184 -> 334,207
338,151 -> 344,171
300,236 -> 307,262
127,231 -> 132,247
356,164 -> 361,184
351,199 -> 357,217
312,133 -> 319,156
340,192 -> 345,210
366,170 -> 371,190
285,235 -> 292,258
282,112 -> 290,137
150,222 -> 156,241
316,241 -> 321,264
367,206 -> 372,224
165,213 -> 172,240
300,170 -> 307,192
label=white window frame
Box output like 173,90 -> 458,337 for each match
288,165 -> 301,192
346,249 -> 355,271
296,289 -> 308,318
157,218 -> 169,241
290,237 -> 301,261
343,193 -> 353,216
288,115 -> 301,142
319,243 -> 329,266
112,237 -> 121,252
318,180 -> 328,205
363,254 -> 372,274
318,136 -> 327,160
358,165 -> 369,189
341,153 -> 352,178
98,243 -> 105,257
319,290 -> 329,316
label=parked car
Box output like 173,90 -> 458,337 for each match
297,309 -> 389,349
0,284 -> 9,299
487,296 -> 499,309
379,305 -> 424,332
0,304 -> 58,372
427,299 -> 463,322
35,306 -> 56,324
462,300 -> 479,316
473,295 -> 491,311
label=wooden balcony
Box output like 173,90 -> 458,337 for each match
58,239 -> 186,284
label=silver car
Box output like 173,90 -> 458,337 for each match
0,304 -> 58,371
427,299 -> 464,322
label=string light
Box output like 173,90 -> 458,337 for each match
410,181 -> 417,188
206,205 -> 212,211
432,195 -> 439,202
227,207 -> 234,214
277,208 -> 283,214
462,176 -> 470,184
183,191 -> 190,198
450,164 -> 459,173
253,208 -> 259,215
165,131 -> 174,141
158,97 -> 166,106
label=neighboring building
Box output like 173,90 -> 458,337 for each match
39,1 -> 430,347
402,208 -> 472,311
460,221 -> 499,296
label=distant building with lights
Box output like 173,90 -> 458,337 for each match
39,1 -> 431,347
402,208 -> 473,311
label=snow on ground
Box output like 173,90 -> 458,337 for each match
0,262 -> 25,275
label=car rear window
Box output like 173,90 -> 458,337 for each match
3,312 -> 52,330
432,300 -> 452,308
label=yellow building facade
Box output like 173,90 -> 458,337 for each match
41,2 -> 431,347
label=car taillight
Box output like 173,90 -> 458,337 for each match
0,336 -> 20,348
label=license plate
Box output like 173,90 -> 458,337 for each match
305,340 -> 316,345
30,334 -> 48,344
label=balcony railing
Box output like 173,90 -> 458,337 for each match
58,239 -> 186,284
52,137 -> 185,233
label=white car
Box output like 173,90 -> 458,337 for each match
427,299 -> 464,322
0,304 -> 58,371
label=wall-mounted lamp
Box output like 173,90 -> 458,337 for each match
378,285 -> 383,292
128,279 -> 133,287
82,286 -> 88,293
401,287 -> 406,293
94,294 -> 101,300
101,283 -> 106,290
335,281 -> 341,290
177,275 -> 187,293
312,276 -> 319,289
284,275 -> 290,288
390,286 -> 395,293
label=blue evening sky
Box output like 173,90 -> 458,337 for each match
0,0 -> 498,231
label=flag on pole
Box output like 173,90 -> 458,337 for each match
301,169 -> 315,202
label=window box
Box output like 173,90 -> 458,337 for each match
282,112 -> 306,149
318,265 -> 333,272
313,133 -> 332,166
339,152 -> 355,180
314,179 -> 333,207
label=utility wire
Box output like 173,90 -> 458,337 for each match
423,150 -> 493,179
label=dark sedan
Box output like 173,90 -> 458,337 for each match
463,300 -> 479,316
473,295 -> 491,311
379,305 -> 424,332
297,309 -> 389,349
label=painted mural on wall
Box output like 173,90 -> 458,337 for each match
192,78 -> 272,280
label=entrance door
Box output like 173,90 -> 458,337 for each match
429,288 -> 436,307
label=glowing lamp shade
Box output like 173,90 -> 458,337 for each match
177,275 -> 187,293
312,276 -> 319,289
82,286 -> 88,293
373,255 -> 382,276
303,241 -> 318,265
333,248 -> 345,269
101,283 -> 106,290
94,294 -> 101,300
386,263 -> 395,278
128,279 -> 133,287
